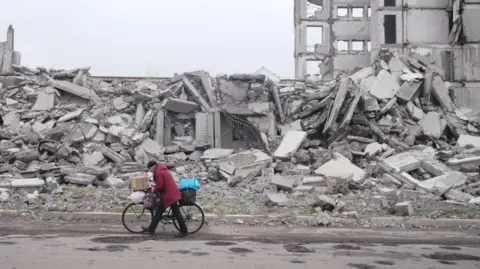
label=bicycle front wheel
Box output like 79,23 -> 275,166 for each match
172,203 -> 205,234
122,203 -> 152,234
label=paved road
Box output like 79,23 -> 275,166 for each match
1,221 -> 480,268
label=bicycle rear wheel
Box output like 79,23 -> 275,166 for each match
122,203 -> 152,234
172,203 -> 205,234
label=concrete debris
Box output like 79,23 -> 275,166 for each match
1,30 -> 480,223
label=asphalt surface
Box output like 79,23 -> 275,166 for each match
1,221 -> 480,268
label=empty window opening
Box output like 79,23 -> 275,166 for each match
306,27 -> 323,52
385,0 -> 396,7
337,40 -> 349,51
367,41 -> 371,51
352,41 -> 364,51
352,8 -> 364,18
384,15 -> 397,44
307,61 -> 321,75
368,7 -> 372,17
337,7 -> 348,17
306,2 -> 322,18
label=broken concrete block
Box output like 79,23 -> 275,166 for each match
141,139 -> 163,157
140,109 -> 154,133
52,80 -> 102,105
113,97 -> 129,111
83,151 -> 106,166
314,195 -> 336,211
280,120 -> 303,136
101,146 -> 126,163
265,192 -> 288,206
57,108 -> 84,123
370,195 -> 388,209
364,142 -> 383,157
80,123 -> 98,140
418,112 -> 446,139
32,87 -> 55,111
457,134 -> 480,148
273,130 -> 307,160
314,154 -> 366,183
394,201 -> 413,216
419,171 -> 467,191
10,178 -> 44,188
369,70 -> 401,99
201,149 -> 234,160
161,97 -> 199,113
14,150 -> 39,163
64,173 -> 96,186
432,76 -> 455,112
105,176 -> 127,189
302,176 -> 326,186
293,185 -> 314,193
406,101 -> 425,121
396,81 -> 422,102
271,175 -> 295,192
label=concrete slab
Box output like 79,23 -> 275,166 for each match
271,175 -> 295,192
201,149 -> 234,160
161,97 -> 199,113
457,134 -> 480,148
52,80 -> 102,105
418,112 -> 446,139
273,131 -> 307,160
397,81 -> 422,101
265,192 -> 288,206
406,101 -> 425,121
57,109 -> 84,123
141,139 -> 163,157
64,173 -> 96,186
314,154 -> 366,183
419,171 -> 467,191
369,70 -> 401,99
32,87 -> 55,111
302,176 -> 327,186
10,178 -> 44,188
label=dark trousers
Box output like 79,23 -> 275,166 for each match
149,201 -> 188,234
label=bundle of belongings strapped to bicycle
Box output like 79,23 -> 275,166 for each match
128,172 -> 200,209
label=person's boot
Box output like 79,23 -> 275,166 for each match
142,227 -> 155,236
174,232 -> 188,238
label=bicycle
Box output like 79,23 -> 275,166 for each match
122,190 -> 205,235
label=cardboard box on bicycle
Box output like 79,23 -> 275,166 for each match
130,173 -> 149,191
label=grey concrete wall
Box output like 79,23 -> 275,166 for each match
453,44 -> 480,82
333,20 -> 370,39
406,10 -> 450,44
333,53 -> 371,72
463,4 -> 480,43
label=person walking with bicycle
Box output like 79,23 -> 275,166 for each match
143,160 -> 188,237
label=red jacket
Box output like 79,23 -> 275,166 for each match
152,164 -> 181,208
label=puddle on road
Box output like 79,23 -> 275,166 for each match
284,244 -> 315,253
374,260 -> 394,265
422,252 -> 480,261
205,241 -> 236,246
170,250 -> 191,254
77,245 -> 131,252
229,247 -> 254,254
439,246 -> 462,250
438,260 -> 457,265
290,259 -> 306,264
0,241 -> 16,245
347,263 -> 376,269
333,244 -> 362,250
191,252 -> 209,256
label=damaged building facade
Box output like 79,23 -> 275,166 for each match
294,0 -> 480,109
0,25 -> 21,75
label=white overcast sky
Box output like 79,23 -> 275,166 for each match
0,0 -> 294,78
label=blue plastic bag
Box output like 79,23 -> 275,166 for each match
179,177 -> 200,191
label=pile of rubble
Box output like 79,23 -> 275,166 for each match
1,49 -> 480,224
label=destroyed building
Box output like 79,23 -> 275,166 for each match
294,0 -> 480,109
1,16 -> 480,225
